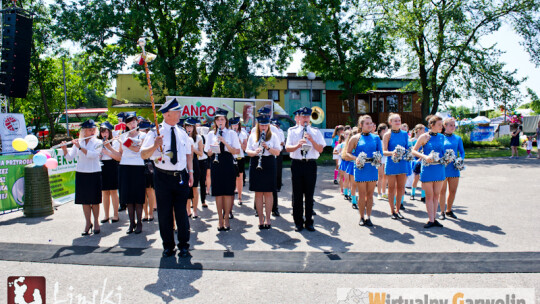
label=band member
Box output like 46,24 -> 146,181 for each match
270,118 -> 284,216
412,115 -> 446,228
246,116 -> 281,229
230,117 -> 248,206
376,123 -> 388,199
285,107 -> 326,232
185,117 -> 203,218
332,125 -> 345,184
115,113 -> 126,132
195,118 -> 209,208
383,113 -> 409,220
61,119 -> 103,235
346,116 -> 382,227
139,121 -> 156,222
97,121 -> 120,224
410,124 -> 426,201
439,117 -> 465,220
141,98 -> 194,257
204,108 -> 241,231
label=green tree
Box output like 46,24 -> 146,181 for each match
526,88 -> 540,114
290,0 -> 397,123
373,0 -> 538,119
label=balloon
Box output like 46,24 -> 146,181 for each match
12,138 -> 28,151
33,153 -> 47,166
24,134 -> 39,149
41,151 -> 51,159
45,158 -> 58,169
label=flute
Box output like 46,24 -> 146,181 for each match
51,135 -> 96,149
96,127 -> 140,148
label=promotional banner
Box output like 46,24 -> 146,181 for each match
471,126 -> 495,142
45,149 -> 77,205
321,129 -> 335,146
0,154 -> 33,212
0,113 -> 28,154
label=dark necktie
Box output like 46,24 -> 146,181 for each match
170,127 -> 178,165
219,129 -> 225,153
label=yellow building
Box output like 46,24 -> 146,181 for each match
115,74 -> 165,103
256,77 -> 287,108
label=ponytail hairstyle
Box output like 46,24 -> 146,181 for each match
332,125 -> 344,138
426,115 -> 442,128
340,130 -> 353,159
377,123 -> 388,139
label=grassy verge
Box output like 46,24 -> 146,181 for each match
464,147 -> 535,159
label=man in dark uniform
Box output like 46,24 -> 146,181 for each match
271,118 -> 284,217
285,107 -> 326,232
141,98 -> 194,257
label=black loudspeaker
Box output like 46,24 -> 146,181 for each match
0,8 -> 33,98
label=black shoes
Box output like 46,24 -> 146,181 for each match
445,211 -> 458,219
334,179 -> 339,184
400,204 -> 406,210
272,210 -> 280,217
111,218 -> 119,223
218,226 -> 230,231
312,210 -> 317,216
434,220 -> 444,227
352,204 -> 358,209
81,224 -> 93,236
396,212 -> 404,219
118,205 -> 127,211
305,224 -> 315,232
178,248 -> 190,258
359,218 -> 366,226
295,225 -> 304,232
100,218 -> 109,223
424,221 -> 435,228
229,212 -> 234,219
420,197 -> 426,202
438,212 -> 446,220
391,212 -> 399,220
162,248 -> 176,257
126,224 -> 135,234
238,201 -> 243,205
365,218 -> 373,227
134,223 -> 142,234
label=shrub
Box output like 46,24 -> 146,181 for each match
496,135 -> 512,147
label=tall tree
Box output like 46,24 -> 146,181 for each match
290,0 -> 397,124
373,0 -> 539,119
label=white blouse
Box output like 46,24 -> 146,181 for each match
64,137 -> 103,173
100,140 -> 120,161
204,128 -> 241,154
120,132 -> 146,166
246,132 -> 281,157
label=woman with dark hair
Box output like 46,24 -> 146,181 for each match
110,113 -> 147,234
97,121 -> 121,224
510,123 -> 521,159
246,116 -> 281,229
412,115 -> 446,228
139,121 -> 156,222
61,120 -> 103,235
184,117 -> 204,218
230,117 -> 248,207
196,119 -> 209,208
204,108 -> 241,231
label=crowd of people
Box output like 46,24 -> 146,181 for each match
62,100 -> 465,257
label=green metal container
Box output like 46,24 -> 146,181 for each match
23,164 -> 54,217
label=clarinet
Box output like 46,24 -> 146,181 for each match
302,122 -> 308,160
213,127 -> 223,164
256,132 -> 266,170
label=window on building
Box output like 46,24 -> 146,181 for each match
311,90 -> 321,102
379,97 -> 385,112
388,95 -> 399,113
290,90 -> 300,100
268,90 -> 279,101
342,99 -> 350,113
371,97 -> 378,113
403,94 -> 412,112
357,99 -> 369,114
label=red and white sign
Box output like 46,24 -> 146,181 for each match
0,114 -> 27,154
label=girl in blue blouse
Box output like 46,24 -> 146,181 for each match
383,113 -> 409,220
346,115 -> 383,227
439,118 -> 465,220
412,115 -> 446,228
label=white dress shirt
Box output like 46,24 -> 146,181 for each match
286,124 -> 326,160
204,128 -> 241,154
247,132 -> 281,156
119,132 -> 146,166
100,140 -> 120,161
64,137 -> 103,173
141,122 -> 191,171
197,135 -> 208,160
233,130 -> 248,158
275,128 -> 285,151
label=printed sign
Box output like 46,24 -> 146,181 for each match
470,126 -> 495,142
0,154 -> 33,212
45,149 -> 77,205
0,114 -> 28,154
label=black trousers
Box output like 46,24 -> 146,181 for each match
272,151 -> 283,211
198,159 -> 208,203
154,169 -> 190,251
291,159 -> 317,227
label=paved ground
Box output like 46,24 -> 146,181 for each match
1,157 -> 539,303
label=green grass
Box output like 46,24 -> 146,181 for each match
464,147 -> 535,158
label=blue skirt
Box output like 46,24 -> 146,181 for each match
385,159 -> 409,175
339,159 -> 349,171
420,164 -> 446,182
354,164 -> 378,183
445,163 -> 460,178
346,160 -> 355,175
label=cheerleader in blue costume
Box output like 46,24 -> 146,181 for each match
347,115 -> 382,227
339,131 -> 353,201
383,113 -> 409,220
439,118 -> 465,220
412,115 -> 446,229
344,128 -> 359,208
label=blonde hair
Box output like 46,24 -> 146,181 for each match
443,117 -> 456,126
357,115 -> 372,129
341,131 -> 353,159
255,122 -> 272,141
387,112 -> 400,124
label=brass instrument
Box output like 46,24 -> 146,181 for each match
256,132 -> 266,170
310,106 -> 324,125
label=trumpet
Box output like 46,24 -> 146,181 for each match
256,132 -> 266,170
51,135 -> 96,149
213,126 -> 223,164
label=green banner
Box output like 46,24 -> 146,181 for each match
0,154 -> 33,212
46,149 -> 77,205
